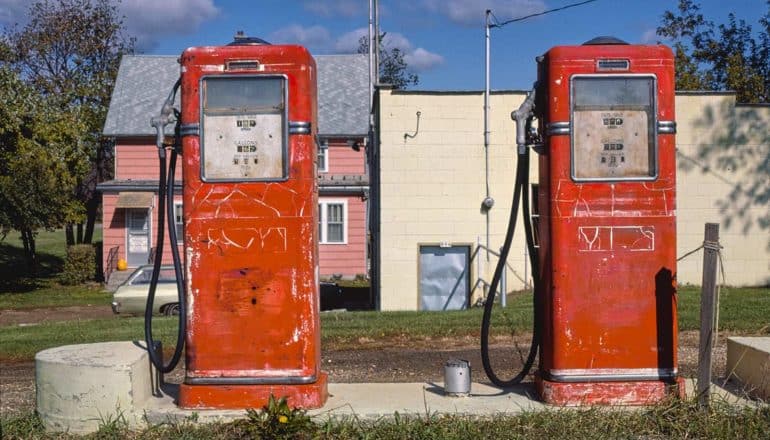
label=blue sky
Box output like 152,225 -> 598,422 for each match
1,1 -> 765,90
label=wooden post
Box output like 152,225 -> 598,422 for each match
697,223 -> 720,409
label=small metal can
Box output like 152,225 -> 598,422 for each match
444,359 -> 471,397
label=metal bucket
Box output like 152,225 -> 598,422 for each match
444,359 -> 471,396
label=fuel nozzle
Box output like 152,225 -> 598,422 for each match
511,83 -> 538,154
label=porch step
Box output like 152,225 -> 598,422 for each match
105,270 -> 132,292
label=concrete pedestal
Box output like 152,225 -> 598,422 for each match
726,336 -> 770,399
36,341 -> 159,434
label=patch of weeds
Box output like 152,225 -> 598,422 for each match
0,413 -> 47,439
237,395 -> 315,439
92,408 -> 130,439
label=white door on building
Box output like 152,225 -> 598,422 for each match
419,245 -> 470,311
126,209 -> 151,267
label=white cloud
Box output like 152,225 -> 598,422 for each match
118,0 -> 219,51
269,24 -> 332,49
303,0 -> 364,18
334,28 -> 369,53
0,0 -> 219,50
421,0 -> 546,27
641,28 -> 658,44
333,27 -> 443,72
404,47 -> 444,70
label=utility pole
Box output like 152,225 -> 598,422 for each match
484,9 -> 492,261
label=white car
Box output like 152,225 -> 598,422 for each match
111,265 -> 181,316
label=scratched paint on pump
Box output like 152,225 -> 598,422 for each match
536,43 -> 679,405
177,43 -> 326,409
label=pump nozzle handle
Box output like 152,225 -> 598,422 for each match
511,83 -> 538,154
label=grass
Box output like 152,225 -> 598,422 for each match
1,286 -> 768,362
2,397 -> 769,439
0,228 -> 110,308
0,284 -> 111,309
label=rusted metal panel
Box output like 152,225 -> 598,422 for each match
537,43 -> 678,405
176,43 -> 327,409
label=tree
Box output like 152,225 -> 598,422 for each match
358,33 -> 419,89
659,1 -> 770,250
0,67 -> 82,267
657,0 -> 769,103
2,0 -> 134,246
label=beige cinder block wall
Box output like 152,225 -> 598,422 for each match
377,89 -> 769,311
675,93 -> 770,287
378,89 -> 531,311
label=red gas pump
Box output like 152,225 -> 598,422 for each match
481,37 -> 681,405
145,34 -> 327,409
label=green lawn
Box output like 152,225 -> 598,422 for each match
1,286 -> 767,362
0,228 -> 109,307
0,228 -> 103,294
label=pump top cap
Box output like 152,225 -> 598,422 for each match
582,36 -> 629,45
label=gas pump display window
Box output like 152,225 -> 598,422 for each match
571,75 -> 657,181
201,75 -> 288,181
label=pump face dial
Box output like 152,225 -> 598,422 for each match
200,75 -> 288,182
571,75 -> 657,181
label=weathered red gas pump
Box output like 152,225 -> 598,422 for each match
146,34 -> 327,409
482,37 -> 680,405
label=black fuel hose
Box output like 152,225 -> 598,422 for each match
145,81 -> 185,374
480,146 -> 540,387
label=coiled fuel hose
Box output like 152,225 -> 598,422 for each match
145,80 -> 186,373
480,125 -> 541,388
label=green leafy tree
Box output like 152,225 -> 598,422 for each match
358,32 -> 419,89
0,67 -> 82,267
657,0 -> 769,103
660,1 -> 770,249
2,0 -> 135,246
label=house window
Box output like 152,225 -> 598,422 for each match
318,139 -> 328,172
174,202 -> 184,244
318,200 -> 347,244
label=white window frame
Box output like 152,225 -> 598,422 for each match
173,201 -> 184,244
318,139 -> 328,173
318,199 -> 347,244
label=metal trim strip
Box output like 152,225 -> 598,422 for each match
185,374 -> 318,385
546,368 -> 677,383
658,120 -> 677,134
179,123 -> 200,136
546,121 -> 570,136
289,121 -> 312,135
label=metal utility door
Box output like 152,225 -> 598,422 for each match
126,209 -> 151,266
419,246 -> 470,311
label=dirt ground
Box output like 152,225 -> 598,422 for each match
0,306 -> 727,418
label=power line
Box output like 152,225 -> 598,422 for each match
490,0 -> 601,28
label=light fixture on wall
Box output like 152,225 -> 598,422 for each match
347,139 -> 361,151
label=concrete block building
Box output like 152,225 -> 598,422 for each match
372,88 -> 769,310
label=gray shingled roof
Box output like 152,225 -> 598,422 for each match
103,54 -> 369,137
315,54 -> 369,137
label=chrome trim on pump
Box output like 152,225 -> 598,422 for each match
546,367 -> 677,383
545,121 -> 570,136
179,123 -> 200,136
289,121 -> 312,135
657,120 -> 677,134
185,374 -> 318,385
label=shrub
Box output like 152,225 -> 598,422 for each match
60,244 -> 96,285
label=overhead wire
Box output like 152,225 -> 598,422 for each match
490,0 -> 601,28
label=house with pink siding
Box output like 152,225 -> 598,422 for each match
99,54 -> 369,284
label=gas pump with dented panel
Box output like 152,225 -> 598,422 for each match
482,37 -> 681,405
146,34 -> 327,410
